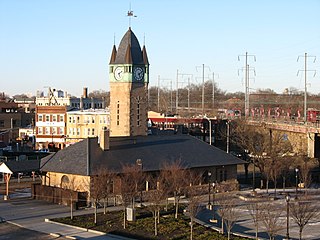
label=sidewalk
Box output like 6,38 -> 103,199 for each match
0,197 -> 133,240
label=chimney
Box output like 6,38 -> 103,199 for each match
99,127 -> 110,151
83,87 -> 88,98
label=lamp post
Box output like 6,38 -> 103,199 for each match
203,115 -> 212,145
207,171 -> 212,209
295,168 -> 299,199
286,194 -> 291,239
226,120 -> 230,153
136,159 -> 143,206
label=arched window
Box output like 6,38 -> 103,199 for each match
61,175 -> 70,189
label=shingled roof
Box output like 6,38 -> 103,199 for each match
40,134 -> 245,176
110,27 -> 147,65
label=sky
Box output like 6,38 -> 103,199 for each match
1,0 -> 320,97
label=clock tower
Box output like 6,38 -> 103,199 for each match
109,28 -> 149,137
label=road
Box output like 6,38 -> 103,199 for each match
0,197 -> 133,240
196,189 -> 320,240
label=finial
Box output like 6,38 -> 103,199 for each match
127,2 -> 137,28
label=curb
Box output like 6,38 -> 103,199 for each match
44,218 -> 106,236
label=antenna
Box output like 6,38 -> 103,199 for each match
127,3 -> 137,28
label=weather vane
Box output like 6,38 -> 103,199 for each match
127,3 -> 137,28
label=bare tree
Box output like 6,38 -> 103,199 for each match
162,159 -> 187,219
99,169 -> 115,215
91,175 -> 103,224
246,201 -> 262,240
217,193 -> 239,240
61,175 -> 80,220
296,156 -> 314,190
120,164 -> 137,229
185,171 -> 202,240
147,175 -> 166,236
290,197 -> 320,240
259,201 -> 285,240
230,120 -> 293,190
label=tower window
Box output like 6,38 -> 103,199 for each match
117,101 -> 120,126
137,100 -> 140,126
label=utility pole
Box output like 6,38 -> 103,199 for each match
297,53 -> 316,122
176,72 -> 193,114
176,69 -> 179,114
196,64 -> 210,116
211,72 -> 219,109
238,52 -> 256,118
158,77 -> 173,113
157,75 -> 160,112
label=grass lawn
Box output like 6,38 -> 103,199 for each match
54,205 -> 249,240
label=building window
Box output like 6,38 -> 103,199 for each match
52,115 -> 57,122
38,127 -> 43,134
73,117 -> 75,123
38,115 -> 43,122
92,117 -> 95,123
92,128 -> 95,136
52,127 -> 57,135
77,128 -> 80,136
69,128 -> 72,135
59,127 -> 64,135
69,116 -> 72,123
117,101 -> 120,126
0,120 -> 4,127
137,101 -> 140,126
45,115 -> 50,122
87,128 -> 90,135
45,127 -> 50,134
77,116 -> 80,123
60,115 -> 64,122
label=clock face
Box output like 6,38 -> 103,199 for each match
133,67 -> 144,81
114,66 -> 124,80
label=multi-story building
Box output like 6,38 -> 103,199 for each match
35,106 -> 66,150
0,98 -> 34,146
36,87 -> 106,110
65,108 -> 110,145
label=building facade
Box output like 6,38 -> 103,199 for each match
36,87 -> 106,110
66,108 -> 110,145
35,106 -> 66,150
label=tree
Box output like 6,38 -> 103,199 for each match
296,156 -> 314,190
147,175 -> 166,236
61,175 -> 80,220
185,171 -> 202,240
290,197 -> 320,240
230,120 -> 293,190
217,193 -> 239,240
259,201 -> 285,240
162,160 -> 187,219
99,169 -> 115,215
247,201 -> 262,240
91,175 -> 103,224
120,164 -> 137,229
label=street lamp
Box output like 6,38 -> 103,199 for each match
211,182 -> 217,222
207,171 -> 212,209
295,168 -> 299,199
285,194 -> 291,239
203,115 -> 212,145
136,159 -> 143,206
226,120 -> 230,153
